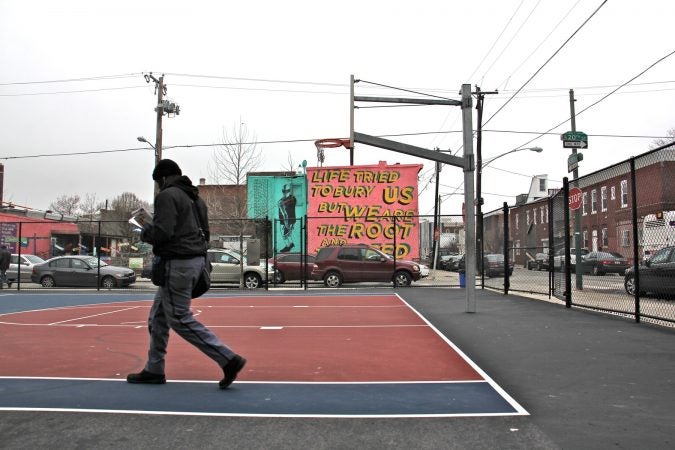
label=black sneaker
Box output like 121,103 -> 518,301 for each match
126,369 -> 166,384
219,355 -> 246,389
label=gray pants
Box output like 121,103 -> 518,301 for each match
144,256 -> 236,375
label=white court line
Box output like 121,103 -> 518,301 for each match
393,293 -> 529,416
47,306 -> 142,325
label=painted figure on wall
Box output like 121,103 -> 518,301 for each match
278,183 -> 297,253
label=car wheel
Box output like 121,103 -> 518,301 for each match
393,270 -> 412,287
244,273 -> 262,289
274,270 -> 285,284
41,275 -> 55,288
324,271 -> 342,288
624,276 -> 636,295
101,276 -> 116,289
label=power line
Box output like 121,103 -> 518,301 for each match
1,129 -> 669,161
0,73 -> 140,86
0,85 -> 147,97
483,0 -> 609,128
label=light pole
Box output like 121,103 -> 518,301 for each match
481,146 -> 543,169
476,146 -> 543,274
138,136 -> 160,195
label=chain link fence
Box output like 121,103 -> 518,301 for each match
488,143 -> 675,328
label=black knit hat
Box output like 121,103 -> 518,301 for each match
152,159 -> 182,180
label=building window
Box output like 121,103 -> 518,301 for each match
545,205 -> 549,223
526,211 -> 530,227
539,178 -> 546,192
601,186 -> 607,212
621,180 -> 628,208
515,214 -> 519,230
611,186 -> 616,200
533,209 -> 537,225
582,192 -> 588,216
540,206 -> 545,224
591,189 -> 597,214
515,240 -> 521,255
602,227 -> 608,248
621,230 -> 630,247
583,229 -> 589,249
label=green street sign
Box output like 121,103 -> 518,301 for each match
561,131 -> 588,142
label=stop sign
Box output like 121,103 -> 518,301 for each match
569,187 -> 583,210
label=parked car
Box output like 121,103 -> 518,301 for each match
445,254 -> 465,272
527,253 -> 549,271
207,248 -> 274,289
311,244 -> 424,287
31,256 -> 136,288
268,253 -> 316,283
7,254 -> 45,284
580,251 -> 629,275
624,246 -> 675,298
482,254 -> 514,277
553,248 -> 590,272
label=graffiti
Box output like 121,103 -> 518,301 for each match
308,163 -> 421,258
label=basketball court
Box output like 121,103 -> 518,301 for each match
0,292 -> 526,418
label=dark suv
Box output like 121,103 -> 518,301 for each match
311,244 -> 423,287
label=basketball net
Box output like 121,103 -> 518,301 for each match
314,138 -> 351,167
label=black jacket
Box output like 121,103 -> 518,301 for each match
0,248 -> 10,271
141,176 -> 210,259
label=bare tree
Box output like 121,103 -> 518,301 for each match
650,128 -> 675,149
281,151 -> 300,173
80,193 -> 105,216
49,194 -> 81,215
207,121 -> 263,287
210,122 -> 262,185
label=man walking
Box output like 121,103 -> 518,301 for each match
127,159 -> 246,389
0,245 -> 10,289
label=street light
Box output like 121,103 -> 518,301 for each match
138,136 -> 162,195
481,146 -> 543,169
476,146 -> 543,275
137,136 -> 155,149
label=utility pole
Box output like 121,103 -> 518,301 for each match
432,147 -> 441,270
144,73 -> 180,195
569,89 -> 583,290
474,86 -> 498,275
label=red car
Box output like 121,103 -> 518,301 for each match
268,253 -> 316,284
311,244 -> 423,287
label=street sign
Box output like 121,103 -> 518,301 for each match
561,131 -> 588,141
561,130 -> 588,149
569,187 -> 583,210
568,152 -> 584,172
563,140 -> 588,149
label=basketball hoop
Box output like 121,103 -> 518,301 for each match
314,138 -> 351,166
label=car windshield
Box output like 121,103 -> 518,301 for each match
25,255 -> 45,264
83,257 -> 108,267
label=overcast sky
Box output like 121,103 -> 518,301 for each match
1,0 -> 674,218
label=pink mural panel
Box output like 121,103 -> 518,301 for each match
307,162 -> 422,260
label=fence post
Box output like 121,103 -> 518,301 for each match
629,158 -> 640,323
503,202 -> 510,295
96,220 -> 101,291
17,222 -> 23,290
548,196 -> 554,299
563,177 -> 572,308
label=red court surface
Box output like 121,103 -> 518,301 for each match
0,294 -> 482,383
0,293 -> 528,417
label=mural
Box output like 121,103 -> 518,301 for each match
247,175 -> 307,253
307,162 -> 422,259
